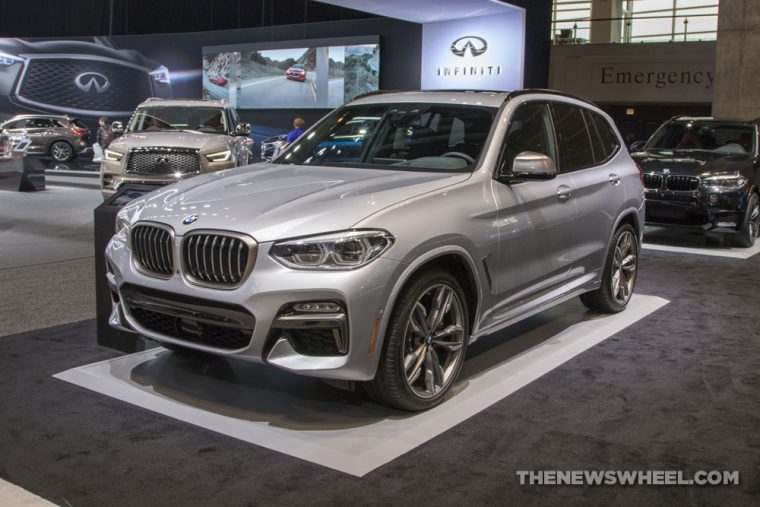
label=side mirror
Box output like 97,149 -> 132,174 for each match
629,141 -> 646,152
234,123 -> 251,136
502,151 -> 557,180
111,121 -> 124,136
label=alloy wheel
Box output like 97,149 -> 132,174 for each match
402,283 -> 466,399
51,142 -> 72,161
611,230 -> 637,305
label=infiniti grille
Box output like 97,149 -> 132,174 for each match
18,58 -> 152,113
182,232 -> 255,287
127,148 -> 200,176
131,224 -> 174,277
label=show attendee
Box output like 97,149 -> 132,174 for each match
285,117 -> 305,144
96,117 -> 114,148
93,116 -> 113,162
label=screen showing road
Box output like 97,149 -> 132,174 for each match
202,38 -> 380,109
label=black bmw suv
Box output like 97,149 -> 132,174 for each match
632,116 -> 760,247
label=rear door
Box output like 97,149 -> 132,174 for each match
552,103 -> 624,282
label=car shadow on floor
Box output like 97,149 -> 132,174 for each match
125,299 -> 605,431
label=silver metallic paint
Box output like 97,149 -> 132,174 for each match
106,91 -> 645,381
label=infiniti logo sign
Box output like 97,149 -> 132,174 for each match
74,72 -> 110,94
450,36 -> 488,58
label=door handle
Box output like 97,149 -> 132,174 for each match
609,173 -> 621,186
557,185 -> 573,202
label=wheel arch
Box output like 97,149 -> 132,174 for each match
371,246 -> 483,370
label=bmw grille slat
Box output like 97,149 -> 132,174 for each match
665,175 -> 700,191
643,174 -> 663,190
131,224 -> 174,278
126,147 -> 201,177
182,232 -> 254,288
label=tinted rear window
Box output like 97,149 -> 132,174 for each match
584,110 -> 620,164
551,103 -> 595,172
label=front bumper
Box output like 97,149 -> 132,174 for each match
100,157 -> 235,197
644,188 -> 746,232
105,231 -> 404,381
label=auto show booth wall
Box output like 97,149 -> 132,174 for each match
0,1 -> 551,142
549,41 -> 716,144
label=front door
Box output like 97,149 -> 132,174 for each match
487,101 -> 578,326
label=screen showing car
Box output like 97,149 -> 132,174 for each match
202,37 -> 380,109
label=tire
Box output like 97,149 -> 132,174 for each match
50,141 -> 73,162
365,269 -> 469,411
580,224 -> 639,314
733,193 -> 759,248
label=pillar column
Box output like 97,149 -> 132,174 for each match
712,0 -> 760,120
590,0 -> 624,44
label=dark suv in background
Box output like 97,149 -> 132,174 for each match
633,116 -> 760,247
0,114 -> 90,161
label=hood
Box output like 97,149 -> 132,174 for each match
632,149 -> 753,177
110,131 -> 229,152
129,163 -> 471,242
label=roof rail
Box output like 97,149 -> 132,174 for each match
351,89 -> 404,101
419,89 -> 509,94
506,88 -> 598,107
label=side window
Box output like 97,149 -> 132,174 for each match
499,102 -> 557,173
27,118 -> 53,128
550,102 -> 595,172
5,120 -> 27,129
583,109 -> 620,164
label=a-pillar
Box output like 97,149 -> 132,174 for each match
712,0 -> 760,120
590,0 -> 624,44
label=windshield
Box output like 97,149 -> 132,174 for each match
128,106 -> 228,134
647,121 -> 756,155
276,103 -> 496,172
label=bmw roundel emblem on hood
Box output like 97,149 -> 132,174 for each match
182,214 -> 199,225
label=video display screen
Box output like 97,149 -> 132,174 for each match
202,37 -> 380,109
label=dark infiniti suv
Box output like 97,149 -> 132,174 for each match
633,116 -> 760,247
0,114 -> 90,161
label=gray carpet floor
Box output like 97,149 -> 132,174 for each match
0,184 -> 100,337
0,248 -> 758,506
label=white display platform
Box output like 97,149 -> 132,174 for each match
54,295 -> 668,477
643,226 -> 760,259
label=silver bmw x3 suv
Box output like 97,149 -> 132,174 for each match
106,90 -> 644,411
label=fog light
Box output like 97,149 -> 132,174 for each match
293,302 -> 342,313
707,194 -> 719,205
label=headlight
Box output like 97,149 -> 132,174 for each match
149,65 -> 171,84
271,230 -> 394,270
0,51 -> 24,66
114,208 -> 132,239
205,149 -> 232,162
104,149 -> 124,161
702,175 -> 747,188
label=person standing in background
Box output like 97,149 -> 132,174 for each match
97,117 -> 114,148
284,117 -> 305,145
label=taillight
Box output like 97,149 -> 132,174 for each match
70,128 -> 87,136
